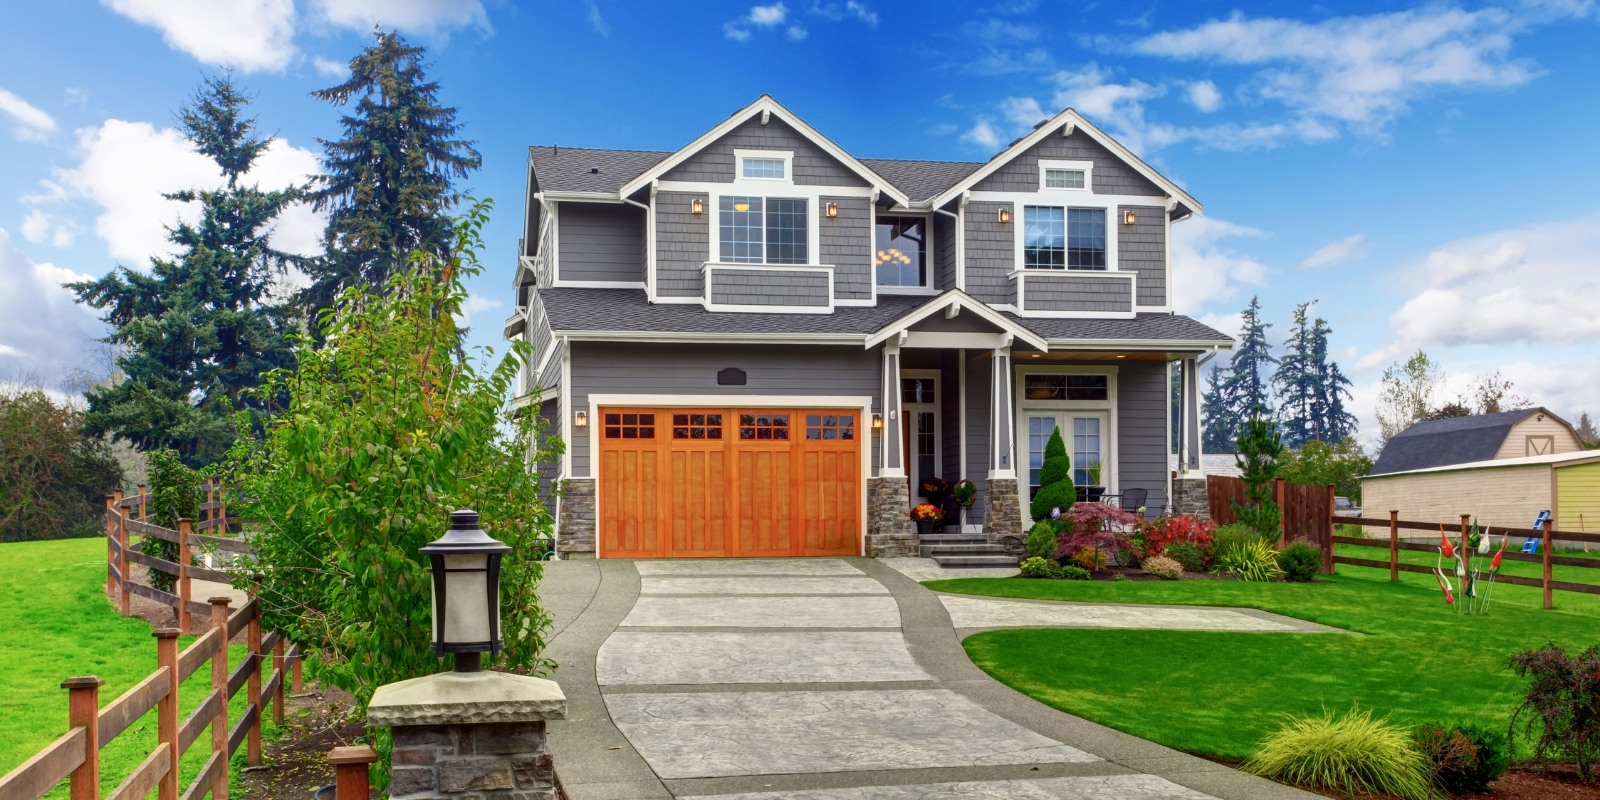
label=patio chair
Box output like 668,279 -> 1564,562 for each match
1103,487 -> 1148,511
999,535 -> 1027,559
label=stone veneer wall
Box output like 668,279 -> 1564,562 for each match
391,722 -> 557,800
984,478 -> 1021,542
866,477 -> 916,557
1173,477 -> 1208,520
557,478 -> 595,557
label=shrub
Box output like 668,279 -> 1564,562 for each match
1054,503 -> 1142,566
140,449 -> 200,593
1019,556 -> 1057,578
1139,514 -> 1216,558
1071,546 -> 1107,571
1217,538 -> 1283,582
1164,543 -> 1206,573
1244,709 -> 1434,800
0,386 -> 124,542
1278,540 -> 1322,582
1414,722 -> 1508,795
1213,523 -> 1261,562
1142,555 -> 1182,580
1509,642 -> 1600,780
1030,428 -> 1075,520
1025,519 -> 1062,561
1055,564 -> 1091,580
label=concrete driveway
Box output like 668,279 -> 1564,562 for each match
539,557 -> 1322,800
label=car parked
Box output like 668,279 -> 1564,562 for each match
1334,496 -> 1362,517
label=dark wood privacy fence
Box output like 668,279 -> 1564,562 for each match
1206,475 -> 1334,573
0,481 -> 305,800
1333,512 -> 1600,609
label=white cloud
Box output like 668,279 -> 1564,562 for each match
311,0 -> 490,34
748,3 -> 788,26
103,0 -> 297,72
1169,215 -> 1270,315
21,210 -> 76,248
723,23 -> 753,42
808,1 -> 877,26
312,56 -> 347,77
1185,80 -> 1223,112
0,228 -> 106,389
586,0 -> 611,35
960,119 -> 1001,150
787,25 -> 808,40
999,96 -> 1045,128
57,118 -> 324,266
0,88 -> 57,142
964,19 -> 1038,40
1302,233 -> 1370,268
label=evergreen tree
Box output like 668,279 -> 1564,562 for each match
299,31 -> 482,319
1222,295 -> 1278,421
1272,302 -> 1318,448
1233,411 -> 1285,538
1030,427 -> 1075,521
1201,363 -> 1236,453
1323,360 -> 1358,441
68,76 -> 303,466
1311,316 -> 1357,442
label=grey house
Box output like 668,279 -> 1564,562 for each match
504,96 -> 1231,559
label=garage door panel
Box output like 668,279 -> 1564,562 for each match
670,448 -> 729,557
802,450 -> 859,556
602,448 -> 660,558
737,449 -> 795,556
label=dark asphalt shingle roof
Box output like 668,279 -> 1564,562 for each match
1370,410 -> 1537,475
859,158 -> 983,204
528,146 -> 670,194
539,287 -> 1233,344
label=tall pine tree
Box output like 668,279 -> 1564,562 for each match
1222,295 -> 1277,421
69,77 -> 302,466
1272,302 -> 1318,447
1201,363 -> 1236,453
1310,315 -> 1357,442
299,31 -> 481,319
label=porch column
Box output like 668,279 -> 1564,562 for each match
1173,355 -> 1209,519
983,341 -> 1022,542
881,341 -> 904,477
866,340 -> 915,556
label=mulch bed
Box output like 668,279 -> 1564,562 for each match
235,685 -> 367,800
1083,565 -> 1233,581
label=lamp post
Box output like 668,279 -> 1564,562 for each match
420,510 -> 511,673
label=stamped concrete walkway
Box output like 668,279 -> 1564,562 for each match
541,557 -> 1324,800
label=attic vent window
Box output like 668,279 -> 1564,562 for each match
1045,168 -> 1085,189
717,368 -> 747,386
741,157 -> 785,179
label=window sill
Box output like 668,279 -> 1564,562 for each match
877,286 -> 939,295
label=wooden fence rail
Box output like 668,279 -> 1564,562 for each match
0,480 -> 305,800
1330,511 -> 1600,609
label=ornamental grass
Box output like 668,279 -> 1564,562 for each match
1244,709 -> 1436,800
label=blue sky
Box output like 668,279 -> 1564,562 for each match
2,0 -> 1598,448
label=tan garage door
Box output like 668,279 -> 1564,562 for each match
598,407 -> 861,558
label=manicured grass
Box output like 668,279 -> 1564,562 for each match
925,563 -> 1600,761
0,538 -> 273,798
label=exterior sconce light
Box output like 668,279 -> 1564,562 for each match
420,510 -> 511,672
574,410 -> 588,427
690,198 -> 704,215
997,208 -> 1011,224
871,414 -> 884,430
825,202 -> 838,218
1124,210 -> 1137,225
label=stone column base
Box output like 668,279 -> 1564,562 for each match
1174,476 -> 1208,520
983,478 -> 1022,542
391,722 -> 556,800
866,476 -> 916,557
557,478 -> 595,556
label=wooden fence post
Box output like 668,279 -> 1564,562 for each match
292,651 -> 303,693
137,484 -> 147,523
62,676 -> 104,800
1274,477 -> 1287,547
117,496 -> 131,616
272,636 -> 286,725
154,629 -> 179,800
1544,514 -> 1554,610
177,519 -> 192,634
247,579 -> 263,766
328,746 -> 378,800
1323,484 -> 1336,574
210,597 -> 231,800
1389,510 -> 1399,583
105,495 -> 116,598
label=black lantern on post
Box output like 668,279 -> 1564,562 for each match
420,510 -> 511,672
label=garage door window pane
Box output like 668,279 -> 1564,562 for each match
672,413 -> 722,440
740,413 -> 789,440
605,412 -> 655,439
806,414 -> 854,440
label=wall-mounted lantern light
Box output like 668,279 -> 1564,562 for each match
690,198 -> 704,215
1124,210 -> 1137,225
997,208 -> 1012,224
420,510 -> 511,673
574,410 -> 588,427
871,414 -> 884,430
825,202 -> 838,218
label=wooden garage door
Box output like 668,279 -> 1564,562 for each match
598,408 -> 861,558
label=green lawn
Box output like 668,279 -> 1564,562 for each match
0,538 -> 276,798
925,561 -> 1600,761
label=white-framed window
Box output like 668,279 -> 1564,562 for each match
1017,366 -> 1118,521
1039,159 -> 1093,192
1023,206 -> 1107,270
718,196 -> 809,264
875,215 -> 928,288
734,149 -> 794,182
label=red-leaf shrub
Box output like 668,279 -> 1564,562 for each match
1509,642 -> 1600,780
1138,514 -> 1216,558
1054,502 -> 1142,565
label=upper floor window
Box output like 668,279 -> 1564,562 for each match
1045,168 -> 1085,189
719,196 -> 809,264
1023,206 -> 1106,270
875,216 -> 927,288
741,157 -> 786,179
1024,374 -> 1108,401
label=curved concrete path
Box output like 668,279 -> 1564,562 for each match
541,558 -> 1322,800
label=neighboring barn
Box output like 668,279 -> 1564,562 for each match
1369,407 -> 1583,476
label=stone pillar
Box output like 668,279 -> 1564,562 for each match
866,477 -> 915,557
1174,476 -> 1209,520
556,478 -> 595,558
984,478 -> 1021,542
370,671 -> 567,800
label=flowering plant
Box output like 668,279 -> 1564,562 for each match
918,476 -> 951,505
1137,514 -> 1216,558
911,502 -> 945,522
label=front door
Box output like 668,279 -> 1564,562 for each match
901,375 -> 939,503
1024,412 -> 1109,519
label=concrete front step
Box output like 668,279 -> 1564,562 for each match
919,543 -> 1007,558
917,533 -> 989,544
928,554 -> 1022,568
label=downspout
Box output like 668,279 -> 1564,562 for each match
934,203 -> 961,292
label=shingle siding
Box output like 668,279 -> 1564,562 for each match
656,191 -> 708,297
557,202 -> 645,283
1117,205 -> 1166,307
964,201 -> 1014,304
709,268 -> 830,307
662,117 -> 868,187
973,130 -> 1165,196
1021,273 -> 1133,313
934,212 -> 957,291
964,353 -> 991,525
526,294 -> 553,377
820,195 -> 871,299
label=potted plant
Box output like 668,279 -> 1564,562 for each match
920,476 -> 952,531
1079,461 -> 1106,503
950,479 -> 977,529
911,502 -> 944,536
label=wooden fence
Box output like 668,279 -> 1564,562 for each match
1332,512 -> 1600,609
1206,475 -> 1335,573
0,481 -> 304,800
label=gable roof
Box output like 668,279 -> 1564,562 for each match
528,146 -> 669,194
928,108 -> 1201,214
1366,448 -> 1600,479
859,158 -> 983,205
617,96 -> 911,206
864,289 -> 1048,351
1370,408 -> 1561,475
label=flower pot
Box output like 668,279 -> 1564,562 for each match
1084,486 -> 1105,503
916,520 -> 935,536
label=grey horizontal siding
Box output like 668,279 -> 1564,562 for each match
973,130 -> 1165,197
526,293 -> 553,378
557,202 -> 645,283
965,353 -> 990,526
661,116 -> 868,187
1116,360 -> 1169,517
656,191 -> 707,297
820,195 -> 870,300
709,268 -> 830,307
568,341 -> 881,475
934,212 -> 956,292
1117,205 -> 1166,307
1021,272 -> 1133,313
964,202 -> 1014,305
536,397 -> 560,490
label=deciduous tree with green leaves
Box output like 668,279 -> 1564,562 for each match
140,449 -> 199,593
224,201 -> 560,719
